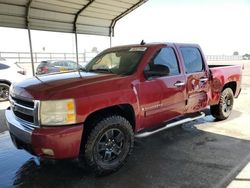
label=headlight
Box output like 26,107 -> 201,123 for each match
40,99 -> 76,126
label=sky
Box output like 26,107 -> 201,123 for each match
0,0 -> 249,55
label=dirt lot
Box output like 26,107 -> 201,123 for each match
0,60 -> 250,188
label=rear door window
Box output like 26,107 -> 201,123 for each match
180,47 -> 204,74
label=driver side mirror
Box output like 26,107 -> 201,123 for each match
144,64 -> 170,79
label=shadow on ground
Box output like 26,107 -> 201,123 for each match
0,116 -> 250,188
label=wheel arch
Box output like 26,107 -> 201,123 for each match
0,79 -> 11,86
222,81 -> 237,95
80,104 -> 136,153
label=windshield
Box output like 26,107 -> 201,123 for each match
85,47 -> 146,75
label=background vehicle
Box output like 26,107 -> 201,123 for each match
0,57 -> 27,101
6,43 -> 241,174
36,60 -> 82,75
243,54 -> 250,60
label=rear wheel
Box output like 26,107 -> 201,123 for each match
210,88 -> 234,120
0,83 -> 10,102
84,115 -> 134,175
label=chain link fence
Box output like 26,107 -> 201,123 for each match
205,55 -> 244,61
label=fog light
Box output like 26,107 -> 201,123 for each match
41,148 -> 54,156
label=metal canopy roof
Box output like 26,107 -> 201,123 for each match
0,0 -> 147,36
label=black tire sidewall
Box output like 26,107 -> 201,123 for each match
210,88 -> 234,120
93,124 -> 132,169
219,88 -> 234,119
84,115 -> 134,174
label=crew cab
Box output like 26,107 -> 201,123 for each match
5,43 -> 241,174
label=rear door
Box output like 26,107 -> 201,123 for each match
179,46 -> 210,112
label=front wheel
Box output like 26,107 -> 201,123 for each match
210,88 -> 234,120
84,115 -> 134,175
0,83 -> 10,102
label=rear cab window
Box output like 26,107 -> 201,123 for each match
180,47 -> 204,74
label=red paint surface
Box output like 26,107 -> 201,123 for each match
209,65 -> 242,105
32,124 -> 83,159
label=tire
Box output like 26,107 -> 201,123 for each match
0,83 -> 10,102
84,115 -> 134,175
210,88 -> 234,120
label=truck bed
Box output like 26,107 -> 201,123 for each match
208,64 -> 242,105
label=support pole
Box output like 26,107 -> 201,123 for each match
73,0 -> 95,69
109,0 -> 147,48
110,34 -> 112,47
26,0 -> 35,76
109,26 -> 113,47
75,31 -> 79,66
28,26 -> 35,76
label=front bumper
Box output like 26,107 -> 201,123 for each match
5,108 -> 83,159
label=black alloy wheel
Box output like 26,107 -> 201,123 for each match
210,88 -> 234,120
84,115 -> 134,175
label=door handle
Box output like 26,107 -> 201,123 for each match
174,81 -> 185,87
200,77 -> 208,82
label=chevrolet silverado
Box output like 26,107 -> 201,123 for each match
6,43 -> 242,174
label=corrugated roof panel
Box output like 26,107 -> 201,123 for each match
0,3 -> 26,17
90,2 -> 127,14
34,0 -> 84,9
31,1 -> 79,14
29,19 -> 73,33
60,0 -> 89,6
29,8 -> 74,23
95,0 -> 134,9
77,24 -> 110,36
77,16 -> 111,27
86,6 -> 120,16
0,0 -> 148,36
0,15 -> 26,29
80,10 -> 115,20
119,0 -> 140,3
0,0 -> 28,6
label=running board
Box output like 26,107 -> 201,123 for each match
135,112 -> 205,138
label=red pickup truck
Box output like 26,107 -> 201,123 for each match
6,43 -> 241,174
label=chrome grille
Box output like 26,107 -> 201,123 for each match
9,96 -> 40,130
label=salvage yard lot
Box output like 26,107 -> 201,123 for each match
0,60 -> 250,187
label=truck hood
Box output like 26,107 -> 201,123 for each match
11,71 -> 126,100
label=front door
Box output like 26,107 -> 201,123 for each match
139,47 -> 186,129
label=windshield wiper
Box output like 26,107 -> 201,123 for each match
78,67 -> 88,72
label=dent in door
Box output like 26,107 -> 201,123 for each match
186,75 -> 208,112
